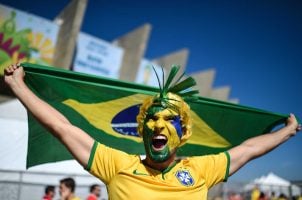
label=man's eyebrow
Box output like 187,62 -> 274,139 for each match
146,113 -> 156,118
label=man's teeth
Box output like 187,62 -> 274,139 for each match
153,135 -> 166,140
152,135 -> 168,151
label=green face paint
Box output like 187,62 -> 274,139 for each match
142,125 -> 170,163
142,106 -> 181,163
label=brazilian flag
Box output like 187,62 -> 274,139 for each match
22,63 -> 289,168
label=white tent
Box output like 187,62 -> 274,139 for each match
0,99 -> 107,200
244,172 -> 301,197
254,172 -> 290,186
0,99 -> 86,173
0,99 -> 29,171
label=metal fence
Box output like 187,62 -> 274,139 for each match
0,170 -> 108,200
0,170 -> 301,200
208,181 -> 302,200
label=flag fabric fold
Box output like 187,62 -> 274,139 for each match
21,62 -> 289,168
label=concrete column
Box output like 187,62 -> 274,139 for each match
210,86 -> 230,101
228,98 -> 239,104
190,69 -> 215,97
113,23 -> 151,82
152,48 -> 189,77
53,0 -> 88,70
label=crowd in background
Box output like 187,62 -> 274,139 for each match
42,177 -> 102,200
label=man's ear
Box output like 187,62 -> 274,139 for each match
179,128 -> 191,147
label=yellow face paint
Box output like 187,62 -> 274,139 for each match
143,106 -> 182,162
137,92 -> 193,150
146,108 -> 181,147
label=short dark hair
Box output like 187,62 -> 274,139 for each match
60,177 -> 76,192
45,185 -> 55,194
89,184 -> 99,193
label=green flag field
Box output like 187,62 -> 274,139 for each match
21,63 -> 289,168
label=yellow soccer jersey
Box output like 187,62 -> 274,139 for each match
86,141 -> 230,200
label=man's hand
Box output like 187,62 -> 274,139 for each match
4,63 -> 25,89
285,113 -> 301,136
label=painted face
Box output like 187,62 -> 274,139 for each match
143,106 -> 183,162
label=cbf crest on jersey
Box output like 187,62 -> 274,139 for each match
175,170 -> 194,186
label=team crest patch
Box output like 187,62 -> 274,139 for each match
175,170 -> 194,186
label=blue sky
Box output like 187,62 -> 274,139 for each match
2,0 -> 302,182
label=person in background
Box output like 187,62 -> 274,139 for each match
258,192 -> 268,200
278,193 -> 288,200
86,184 -> 101,200
42,185 -> 55,200
251,185 -> 260,200
59,177 -> 81,200
270,191 -> 278,200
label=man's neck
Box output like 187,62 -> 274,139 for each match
144,153 -> 177,171
61,194 -> 75,200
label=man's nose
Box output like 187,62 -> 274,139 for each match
154,118 -> 165,132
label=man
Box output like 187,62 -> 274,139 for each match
86,184 -> 101,200
4,64 -> 301,199
59,177 -> 80,200
251,185 -> 261,200
42,185 -> 55,200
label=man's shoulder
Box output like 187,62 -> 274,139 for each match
182,152 -> 229,167
42,195 -> 51,200
86,194 -> 97,200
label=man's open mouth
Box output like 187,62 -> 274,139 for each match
152,134 -> 167,151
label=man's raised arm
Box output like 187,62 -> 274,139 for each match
4,63 -> 94,167
228,113 -> 301,176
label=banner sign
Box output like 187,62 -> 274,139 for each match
0,4 -> 59,74
135,59 -> 166,87
73,32 -> 124,79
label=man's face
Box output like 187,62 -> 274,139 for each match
49,191 -> 55,198
59,183 -> 71,198
143,106 -> 182,163
93,186 -> 101,197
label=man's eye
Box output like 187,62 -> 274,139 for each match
147,115 -> 157,120
166,116 -> 176,121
